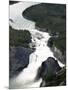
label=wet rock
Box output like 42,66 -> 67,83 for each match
41,67 -> 66,87
9,47 -> 33,78
35,57 -> 65,87
37,57 -> 66,87
36,57 -> 61,81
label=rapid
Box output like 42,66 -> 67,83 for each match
9,2 -> 65,89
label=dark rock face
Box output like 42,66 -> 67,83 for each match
36,57 -> 61,80
35,57 -> 66,87
40,67 -> 66,87
9,47 -> 33,78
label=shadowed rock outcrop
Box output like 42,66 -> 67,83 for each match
36,57 -> 61,81
9,47 -> 33,78
35,57 -> 66,87
40,67 -> 66,87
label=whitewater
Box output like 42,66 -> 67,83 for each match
9,1 -> 65,89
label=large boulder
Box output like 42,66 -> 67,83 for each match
36,57 -> 61,81
9,47 -> 33,78
35,57 -> 66,87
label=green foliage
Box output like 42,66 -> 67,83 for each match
9,26 -> 32,48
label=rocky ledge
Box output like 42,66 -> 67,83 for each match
35,57 -> 66,87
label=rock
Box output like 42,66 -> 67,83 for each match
9,47 -> 33,78
43,67 -> 66,87
37,57 -> 66,87
35,57 -> 64,87
36,57 -> 61,81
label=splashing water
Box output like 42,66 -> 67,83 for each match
9,2 -> 65,89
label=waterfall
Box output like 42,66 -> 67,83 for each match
9,2 -> 65,89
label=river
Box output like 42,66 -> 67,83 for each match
9,1 -> 65,89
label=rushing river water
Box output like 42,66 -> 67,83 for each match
9,2 -> 65,89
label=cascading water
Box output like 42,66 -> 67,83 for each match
9,2 -> 65,89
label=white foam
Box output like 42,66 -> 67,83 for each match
9,2 -> 65,88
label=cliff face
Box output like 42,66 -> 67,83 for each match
9,47 -> 33,78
